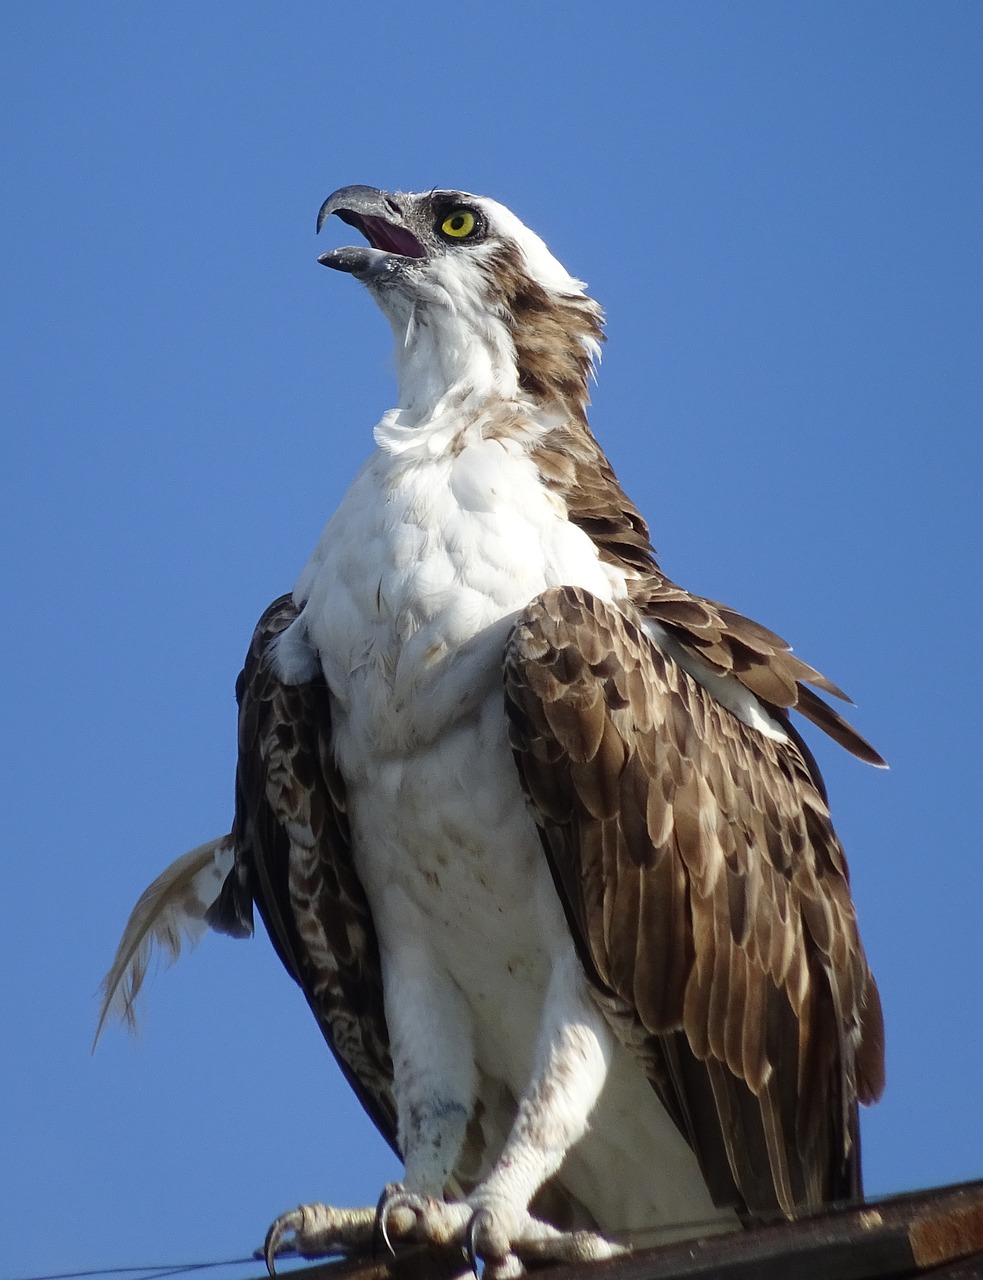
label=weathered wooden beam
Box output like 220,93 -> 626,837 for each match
564,1178 -> 983,1280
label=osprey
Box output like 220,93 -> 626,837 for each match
99,186 -> 885,1275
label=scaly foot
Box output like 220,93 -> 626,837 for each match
263,1186 -> 625,1275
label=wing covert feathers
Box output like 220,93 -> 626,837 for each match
95,836 -> 234,1046
635,579 -> 885,768
504,586 -> 885,1220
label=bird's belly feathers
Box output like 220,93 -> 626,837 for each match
348,691 -> 563,1057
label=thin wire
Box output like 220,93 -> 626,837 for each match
135,1265 -> 257,1280
9,1257 -> 258,1280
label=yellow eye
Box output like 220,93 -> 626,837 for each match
440,209 -> 477,239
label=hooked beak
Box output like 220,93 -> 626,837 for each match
316,186 -> 426,278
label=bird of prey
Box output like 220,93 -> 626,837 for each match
99,186 -> 885,1276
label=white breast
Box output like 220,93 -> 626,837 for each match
293,409 -> 626,763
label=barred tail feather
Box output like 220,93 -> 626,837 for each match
94,835 -> 235,1047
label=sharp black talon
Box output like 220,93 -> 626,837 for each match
466,1208 -> 489,1277
374,1185 -> 398,1258
263,1222 -> 281,1277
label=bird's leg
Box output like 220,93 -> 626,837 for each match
266,936 -> 478,1266
375,937 -> 478,1243
364,947 -> 626,1274
456,946 -> 625,1270
264,941 -> 625,1273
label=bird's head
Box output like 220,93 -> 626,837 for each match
316,185 -> 604,424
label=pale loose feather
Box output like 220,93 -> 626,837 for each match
94,835 -> 234,1045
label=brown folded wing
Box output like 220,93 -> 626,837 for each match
206,595 -> 398,1152
504,585 -> 885,1218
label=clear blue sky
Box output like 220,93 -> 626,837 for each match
2,3 -> 981,1276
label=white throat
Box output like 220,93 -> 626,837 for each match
370,277 -> 520,427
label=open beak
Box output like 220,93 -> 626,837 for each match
316,186 -> 426,276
